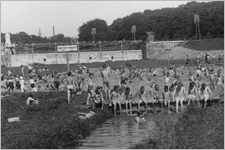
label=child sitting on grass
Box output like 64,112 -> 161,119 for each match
26,94 -> 41,105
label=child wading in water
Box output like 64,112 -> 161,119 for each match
135,111 -> 146,122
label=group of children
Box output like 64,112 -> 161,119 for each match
84,62 -> 224,116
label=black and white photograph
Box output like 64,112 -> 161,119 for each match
1,1 -> 224,149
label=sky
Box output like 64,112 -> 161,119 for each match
1,1 -> 192,37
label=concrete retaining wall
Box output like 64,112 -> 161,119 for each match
146,41 -> 184,59
11,50 -> 142,67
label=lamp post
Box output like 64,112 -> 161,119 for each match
31,43 -> 34,64
54,42 -> 57,64
77,41 -> 80,62
165,48 -> 171,65
99,41 -> 102,60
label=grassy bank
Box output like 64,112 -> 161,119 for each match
131,103 -> 224,149
182,38 -> 224,51
1,92 -> 113,149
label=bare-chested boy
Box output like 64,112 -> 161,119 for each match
101,63 -> 111,100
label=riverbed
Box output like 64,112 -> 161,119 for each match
80,112 -> 181,149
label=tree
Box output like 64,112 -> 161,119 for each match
78,18 -> 109,42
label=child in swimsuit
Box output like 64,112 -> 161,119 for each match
91,86 -> 104,109
86,73 -> 95,105
153,84 -> 163,113
76,70 -> 84,94
187,81 -> 200,107
200,83 -> 212,108
137,86 -> 147,112
111,85 -> 122,115
163,85 -> 170,114
135,111 -> 146,122
27,94 -> 41,105
121,87 -> 133,114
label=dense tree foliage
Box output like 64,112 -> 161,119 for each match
78,19 -> 109,41
78,1 -> 224,41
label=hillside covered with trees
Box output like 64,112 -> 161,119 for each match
79,1 -> 224,41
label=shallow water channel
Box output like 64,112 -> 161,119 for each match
80,113 -> 180,149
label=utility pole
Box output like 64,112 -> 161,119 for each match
165,48 -> 171,65
99,41 -> 102,60
55,43 -> 57,64
194,14 -> 201,40
32,43 -> 34,64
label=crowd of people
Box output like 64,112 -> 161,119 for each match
1,59 -> 224,121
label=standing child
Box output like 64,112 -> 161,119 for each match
76,70 -> 84,94
53,71 -> 60,92
86,73 -> 95,106
8,76 -> 15,94
28,63 -> 33,75
101,63 -> 111,100
66,71 -> 75,103
20,76 -> 26,93
21,65 -> 25,77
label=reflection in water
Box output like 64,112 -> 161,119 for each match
80,113 -> 178,149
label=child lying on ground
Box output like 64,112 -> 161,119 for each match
75,110 -> 96,120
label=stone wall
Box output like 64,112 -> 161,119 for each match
10,50 -> 142,67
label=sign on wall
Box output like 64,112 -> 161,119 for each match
57,45 -> 77,52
